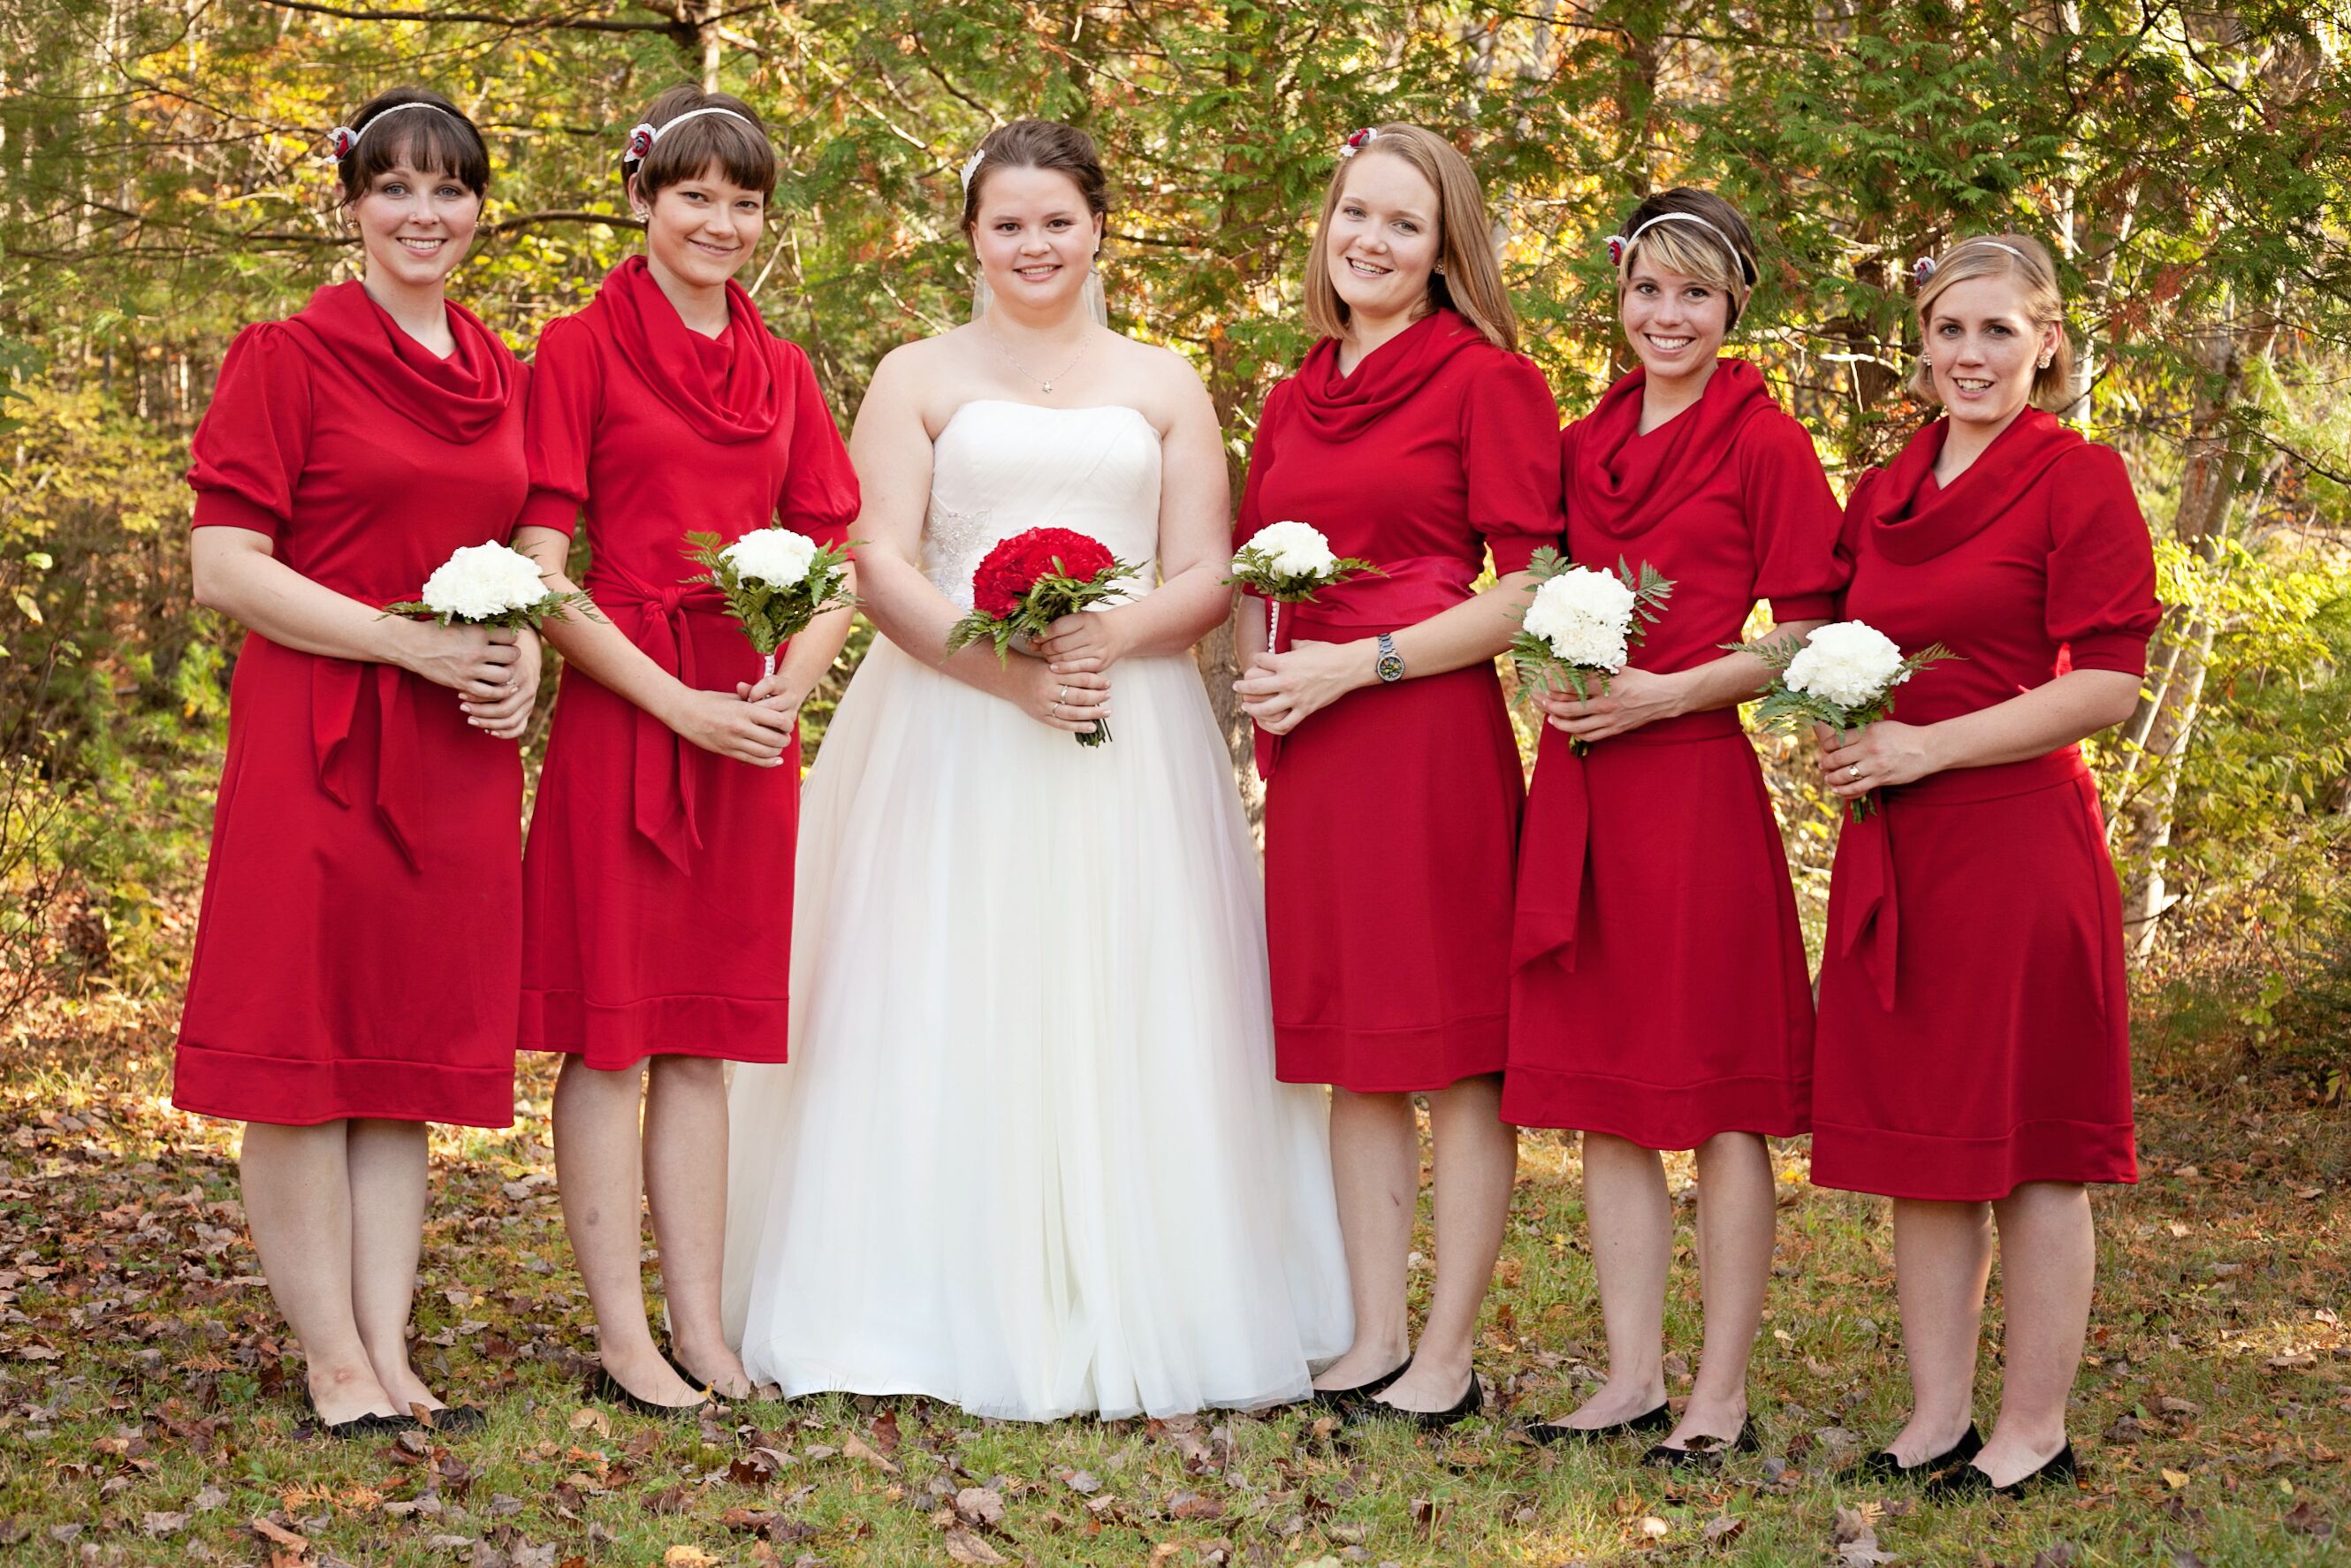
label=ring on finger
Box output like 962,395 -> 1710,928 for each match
1049,701 -> 1062,719
1846,764 -> 1861,781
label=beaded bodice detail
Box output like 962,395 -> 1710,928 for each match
920,400 -> 1165,611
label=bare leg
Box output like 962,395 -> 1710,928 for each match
644,1055 -> 751,1397
345,1119 -> 445,1415
1660,1130 -> 1773,1447
1883,1196 -> 1994,1465
238,1120 -> 399,1423
1552,1130 -> 1670,1427
1376,1075 -> 1516,1412
1974,1182 -> 2092,1484
552,1056 -> 702,1407
1310,1088 -> 1418,1390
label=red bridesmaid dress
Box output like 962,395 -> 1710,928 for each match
519,257 -> 858,1070
1504,359 -> 1844,1146
1810,408 -> 2160,1200
1236,309 -> 1564,1091
175,283 -> 529,1127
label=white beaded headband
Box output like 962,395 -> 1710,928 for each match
1607,211 -> 1757,286
1913,240 -> 2035,285
622,105 -> 761,165
325,101 -> 468,162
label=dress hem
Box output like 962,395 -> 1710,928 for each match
1807,1115 -> 2138,1201
521,986 -> 788,1070
172,1041 -> 514,1128
1274,1011 -> 1508,1092
1499,1065 -> 1809,1146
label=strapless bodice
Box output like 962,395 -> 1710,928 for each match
922,400 -> 1165,609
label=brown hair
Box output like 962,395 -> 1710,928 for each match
622,84 -> 774,202
1610,187 -> 1758,331
1303,125 -> 1517,354
958,119 -> 1108,236
1907,233 -> 2073,410
335,86 -> 490,204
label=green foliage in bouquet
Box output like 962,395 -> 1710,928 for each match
682,530 -> 859,661
1222,543 -> 1386,604
1508,547 -> 1676,712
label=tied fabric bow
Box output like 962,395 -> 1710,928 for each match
1509,727 -> 1589,972
1833,792 -> 1900,1009
590,568 -> 729,871
312,658 -> 426,872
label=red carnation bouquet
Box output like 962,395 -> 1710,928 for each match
945,527 -> 1138,748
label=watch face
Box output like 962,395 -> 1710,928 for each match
1377,651 -> 1405,682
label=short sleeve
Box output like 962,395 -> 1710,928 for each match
773,343 -> 860,548
1461,353 -> 1565,575
2045,444 -> 2161,675
1739,409 -> 1849,623
188,323 -> 312,540
1233,377 -> 1293,553
518,315 -> 599,537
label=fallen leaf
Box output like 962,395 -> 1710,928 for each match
252,1516 -> 309,1554
1169,1489 -> 1225,1520
841,1432 -> 901,1474
1640,1516 -> 1670,1539
1063,1470 -> 1102,1495
954,1487 -> 1006,1527
2163,1468 -> 2191,1489
142,1511 -> 187,1536
943,1529 -> 1008,1565
661,1549 -> 716,1567
1704,1515 -> 1746,1547
1831,1505 -> 1892,1567
567,1407 -> 611,1439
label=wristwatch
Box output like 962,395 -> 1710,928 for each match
1374,632 -> 1405,683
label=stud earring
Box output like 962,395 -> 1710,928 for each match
1434,262 -> 1446,276
2036,350 -> 2053,369
1918,354 -> 1932,369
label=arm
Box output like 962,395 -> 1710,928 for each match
1034,358 -> 1233,673
848,349 -> 1108,738
1233,568 -> 1534,737
1815,669 -> 2142,802
1542,619 -> 1828,740
191,526 -> 533,738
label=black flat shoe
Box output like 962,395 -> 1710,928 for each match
1853,1423 -> 1982,1481
1310,1356 -> 1413,1413
587,1366 -> 711,1421
1641,1419 -> 1758,1469
1523,1402 -> 1673,1445
1925,1442 -> 2077,1502
310,1409 -> 414,1441
414,1404 -> 488,1435
1353,1371 -> 1483,1432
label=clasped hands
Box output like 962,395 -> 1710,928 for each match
1810,719 -> 1940,801
406,622 -> 537,742
1008,609 -> 1127,735
666,667 -> 812,769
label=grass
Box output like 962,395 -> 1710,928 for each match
0,995 -> 2342,1566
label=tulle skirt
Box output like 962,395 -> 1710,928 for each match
721,637 -> 1351,1420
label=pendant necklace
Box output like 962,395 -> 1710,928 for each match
986,321 -> 1092,395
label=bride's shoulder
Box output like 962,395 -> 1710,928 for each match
1099,332 -> 1214,434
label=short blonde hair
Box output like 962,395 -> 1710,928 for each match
1303,124 -> 1517,354
1609,188 -> 1758,331
1907,233 -> 2073,410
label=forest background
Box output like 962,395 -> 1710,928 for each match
0,3 -> 2346,1564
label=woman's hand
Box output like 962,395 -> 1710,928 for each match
737,665 -> 813,728
662,687 -> 797,768
458,628 -> 539,741
1539,665 -> 1689,742
1814,719 -> 1944,802
1017,659 -> 1111,735
1034,607 -> 1133,677
1232,638 -> 1371,736
396,620 -> 523,700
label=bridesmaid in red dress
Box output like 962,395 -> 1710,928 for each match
514,86 -> 859,1414
179,87 -> 534,1434
1809,234 -> 2158,1496
1504,190 -> 1844,1463
1234,125 -> 1563,1427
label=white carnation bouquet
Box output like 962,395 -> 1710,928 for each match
1226,520 -> 1384,651
683,528 -> 858,680
1737,620 -> 1958,819
383,540 -> 590,630
1510,547 -> 1675,753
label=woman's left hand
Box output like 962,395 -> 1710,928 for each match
1540,666 -> 1688,742
1815,719 -> 1943,801
1034,608 -> 1132,677
1233,638 -> 1370,735
460,627 -> 540,741
737,666 -> 813,726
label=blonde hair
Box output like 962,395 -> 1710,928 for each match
1609,188 -> 1758,331
1907,233 -> 2073,410
1303,124 -> 1517,354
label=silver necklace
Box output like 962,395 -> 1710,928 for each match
985,322 -> 1092,394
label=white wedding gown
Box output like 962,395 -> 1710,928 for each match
721,399 -> 1351,1421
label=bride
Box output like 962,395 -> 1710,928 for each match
720,119 -> 1350,1420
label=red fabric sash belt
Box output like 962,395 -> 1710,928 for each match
303,641 -> 427,873
1252,553 -> 1480,784
1509,707 -> 1745,974
586,567 -> 730,872
1834,746 -> 2091,1010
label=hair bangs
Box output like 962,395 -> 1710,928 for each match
1624,221 -> 1742,297
337,88 -> 490,202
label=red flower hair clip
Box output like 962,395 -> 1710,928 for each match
326,126 -> 357,160
1913,255 -> 1938,285
1606,234 -> 1627,267
1339,127 -> 1377,158
624,123 -> 657,163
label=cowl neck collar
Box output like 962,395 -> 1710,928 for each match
1567,357 -> 1777,541
1861,407 -> 2083,563
1291,308 -> 1490,440
590,255 -> 781,444
284,281 -> 517,444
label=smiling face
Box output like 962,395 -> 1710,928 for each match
1321,152 -> 1442,329
969,164 -> 1103,316
635,162 -> 765,290
350,161 -> 480,290
1620,259 -> 1731,384
1922,272 -> 2060,430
